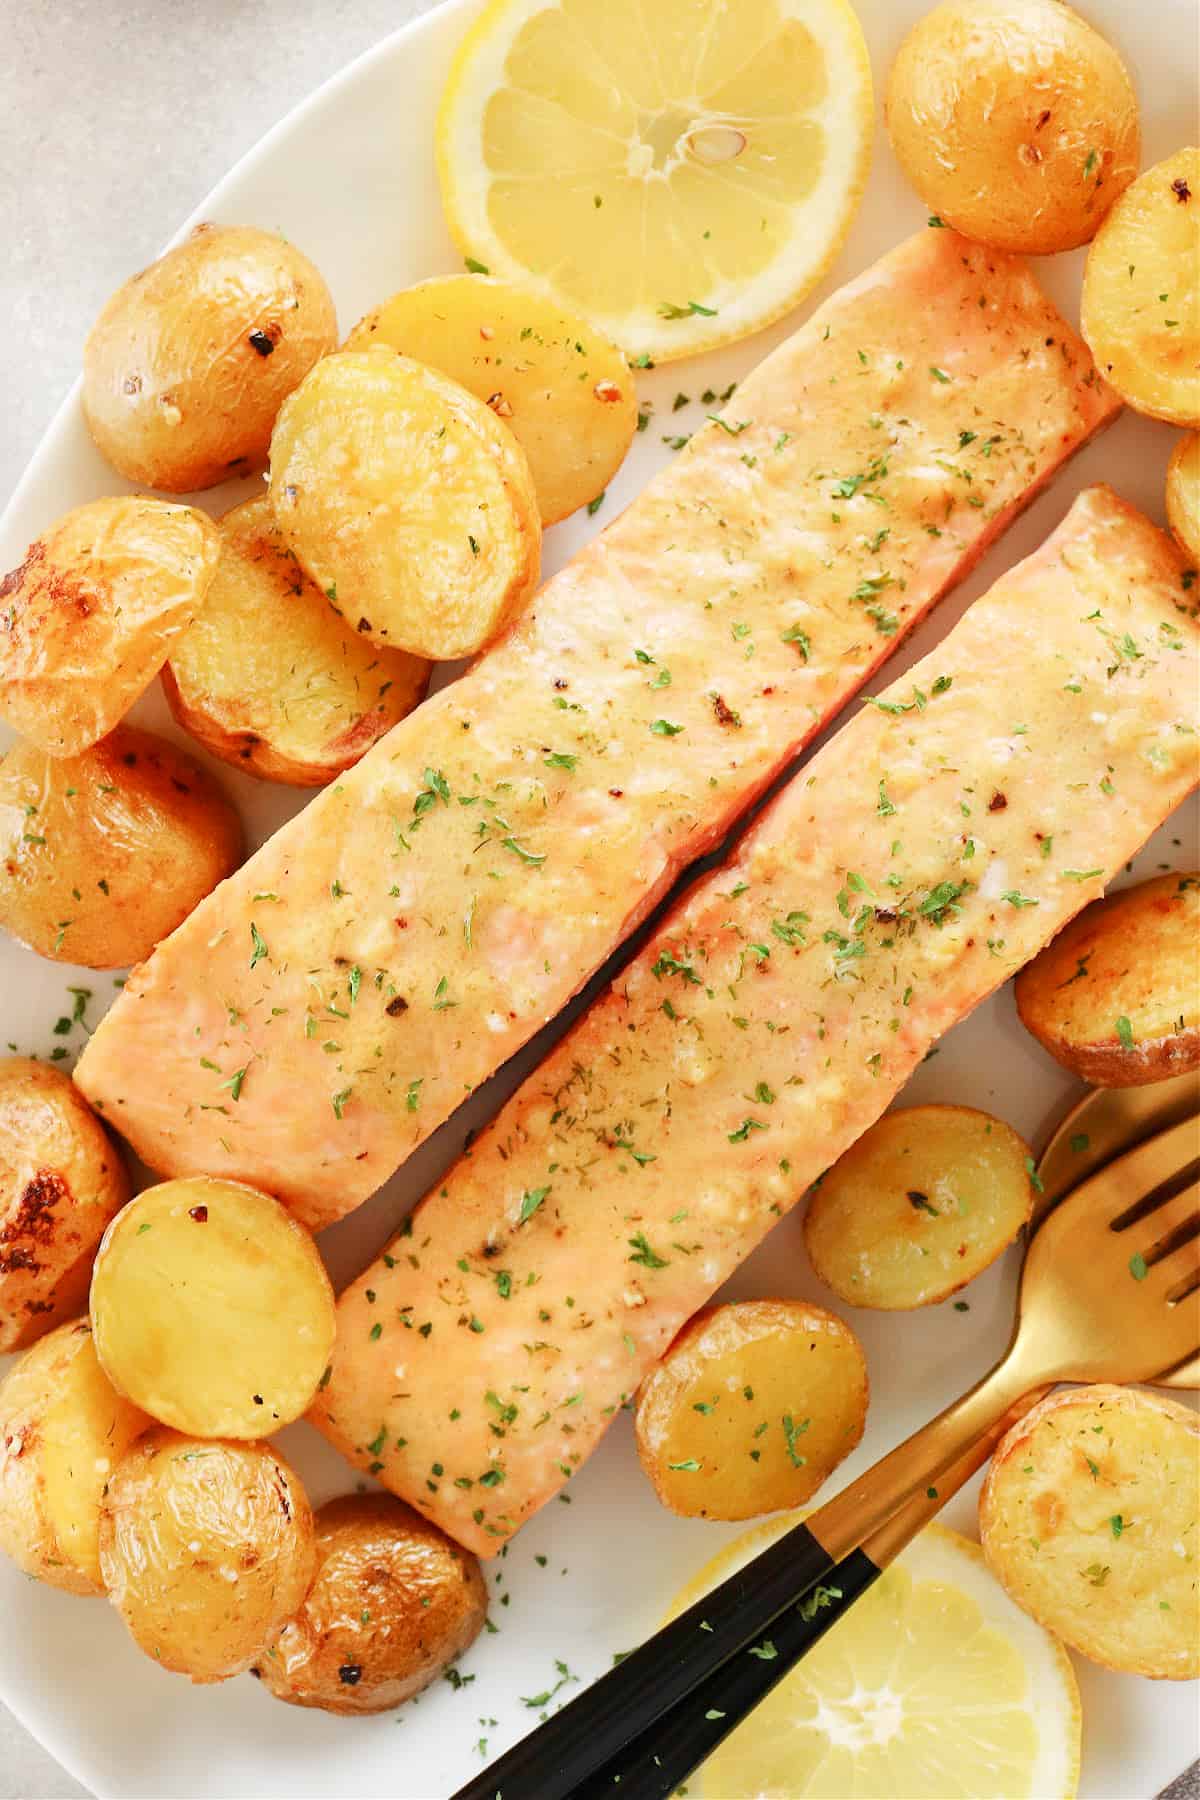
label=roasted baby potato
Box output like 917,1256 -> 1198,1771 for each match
253,1493 -> 489,1713
0,1318 -> 150,1594
268,348 -> 540,660
162,497 -> 430,784
90,1177 -> 335,1439
885,0 -> 1140,255
83,222 -> 338,492
980,1385 -> 1199,1679
0,1058 -> 129,1352
344,277 -> 637,524
100,1428 -> 315,1682
0,725 -> 242,968
1015,873 -> 1199,1084
1165,432 -> 1200,562
1081,148 -> 1200,425
634,1300 -> 868,1521
803,1105 -> 1035,1310
0,497 -> 221,757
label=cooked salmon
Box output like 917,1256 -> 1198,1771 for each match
75,231 -> 1117,1228
314,489 -> 1199,1555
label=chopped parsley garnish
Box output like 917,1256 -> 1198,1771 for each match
627,1232 -> 669,1269
519,1186 -> 550,1224
658,299 -> 717,319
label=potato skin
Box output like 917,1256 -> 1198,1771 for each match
0,498 -> 221,757
83,222 -> 338,492
980,1385 -> 1200,1678
268,348 -> 541,660
344,277 -> 637,525
0,1059 -> 129,1352
803,1104 -> 1035,1310
1015,872 -> 1199,1084
99,1428 -> 316,1682
162,496 -> 430,785
0,725 -> 242,968
634,1300 -> 868,1521
253,1493 -> 488,1713
90,1177 -> 335,1439
885,0 -> 1140,254
1165,432 -> 1200,563
0,1319 -> 150,1595
1081,148 -> 1200,426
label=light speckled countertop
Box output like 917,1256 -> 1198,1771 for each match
0,4 -> 1196,1798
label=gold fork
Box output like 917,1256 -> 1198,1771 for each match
807,1109 -> 1199,1565
455,1109 -> 1200,1800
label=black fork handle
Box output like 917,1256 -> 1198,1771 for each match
449,1520 -> 837,1800
571,1545 -> 883,1800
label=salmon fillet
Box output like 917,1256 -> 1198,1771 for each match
75,231 -> 1117,1229
313,489 -> 1199,1555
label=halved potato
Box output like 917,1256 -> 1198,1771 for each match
886,0 -> 1140,255
980,1384 -> 1199,1679
803,1105 -> 1035,1310
268,348 -> 541,660
0,1058 -> 129,1352
1015,873 -> 1199,1084
1165,432 -> 1200,562
634,1300 -> 868,1521
344,276 -> 637,524
1081,148 -> 1199,424
99,1428 -> 315,1681
254,1493 -> 489,1713
162,497 -> 430,785
83,222 -> 338,492
90,1176 -> 335,1439
0,725 -> 242,968
0,1318 -> 150,1594
0,497 -> 221,757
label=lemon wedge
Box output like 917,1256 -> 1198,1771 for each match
436,0 -> 873,362
668,1519 -> 1081,1799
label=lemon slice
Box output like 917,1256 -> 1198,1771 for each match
669,1519 -> 1081,1799
436,0 -> 873,362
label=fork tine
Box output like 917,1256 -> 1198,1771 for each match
1110,1156 -> 1200,1231
1141,1196 -> 1200,1270
1166,1264 -> 1200,1307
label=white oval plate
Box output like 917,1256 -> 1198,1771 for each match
1,1 -> 1196,1795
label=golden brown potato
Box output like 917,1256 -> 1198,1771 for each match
634,1300 -> 867,1521
161,497 -> 430,784
253,1493 -> 489,1713
1016,873 -> 1199,1085
0,1319 -> 150,1595
0,725 -> 242,968
83,222 -> 338,492
803,1105 -> 1035,1310
0,497 -> 221,757
980,1385 -> 1200,1679
90,1177 -> 334,1439
1081,148 -> 1200,425
268,348 -> 540,660
1165,432 -> 1200,562
344,277 -> 637,525
0,1059 -> 129,1352
885,0 -> 1140,254
100,1428 -> 315,1682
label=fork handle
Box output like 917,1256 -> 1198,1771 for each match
448,1521 -> 838,1800
569,1545 -> 883,1800
803,1342 -> 1045,1564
